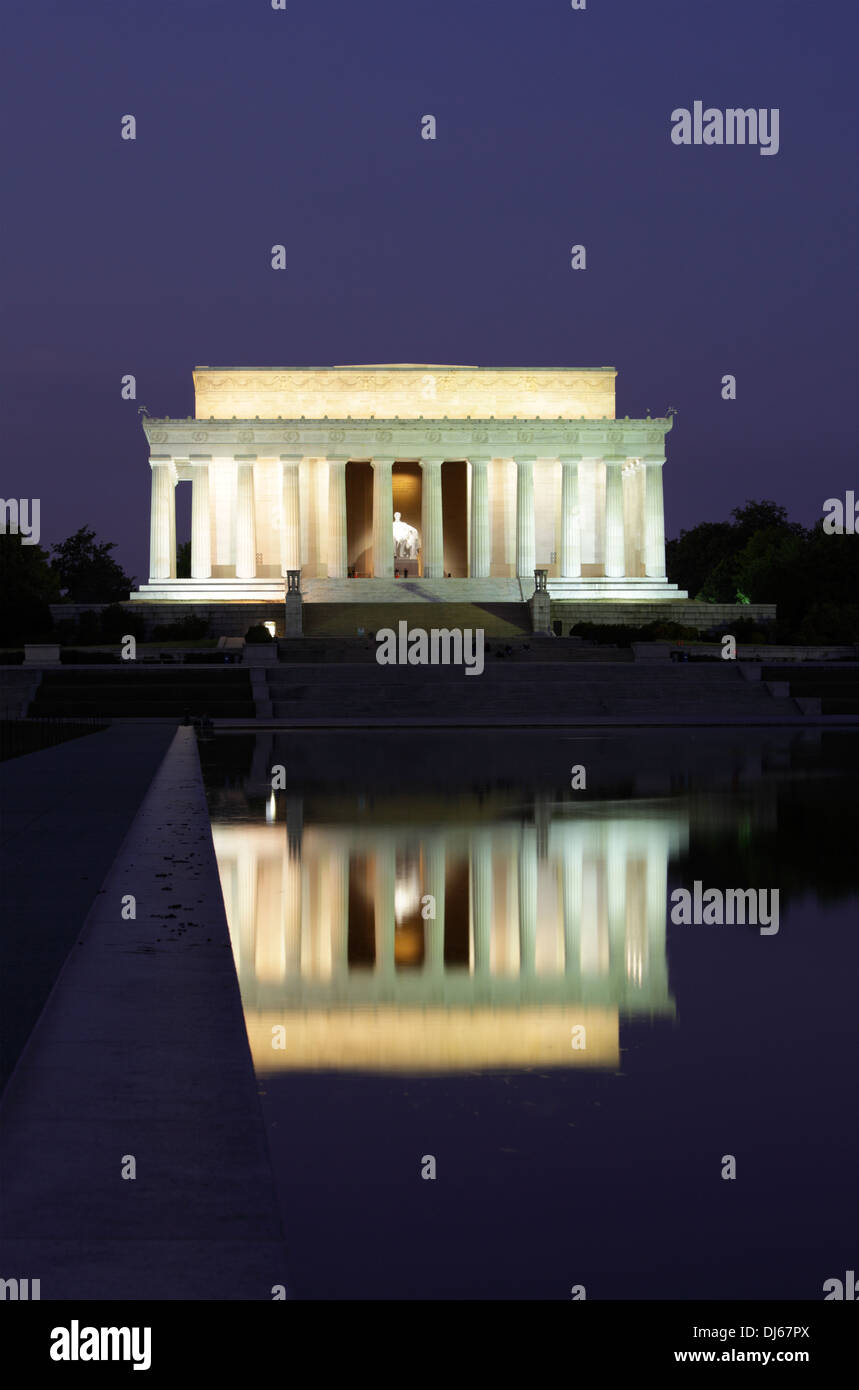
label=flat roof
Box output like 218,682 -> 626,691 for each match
194,364 -> 617,372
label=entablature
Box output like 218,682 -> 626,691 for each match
142,416 -> 673,460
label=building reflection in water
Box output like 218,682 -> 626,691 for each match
212,796 -> 683,1073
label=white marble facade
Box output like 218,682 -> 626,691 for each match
131,365 -> 686,601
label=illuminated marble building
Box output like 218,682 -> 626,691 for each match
211,804 -> 682,1072
131,365 -> 687,604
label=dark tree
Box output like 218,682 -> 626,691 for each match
666,520 -> 735,599
0,533 -> 60,643
51,526 -> 135,602
668,499 -> 804,602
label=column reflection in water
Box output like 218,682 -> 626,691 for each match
211,798 -> 683,1074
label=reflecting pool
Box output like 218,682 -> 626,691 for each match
200,728 -> 858,1300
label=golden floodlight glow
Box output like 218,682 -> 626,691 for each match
193,365 -> 617,421
247,1006 -> 620,1073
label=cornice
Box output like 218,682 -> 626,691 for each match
142,416 -> 672,457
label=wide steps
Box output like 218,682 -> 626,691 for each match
28,669 -> 254,719
302,601 -> 531,639
278,636 -> 624,662
266,663 -> 778,720
760,663 -> 859,716
301,578 -> 525,604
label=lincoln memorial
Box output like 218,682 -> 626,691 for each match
131,365 -> 687,604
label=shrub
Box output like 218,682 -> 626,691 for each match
245,623 -> 274,644
76,610 -> 102,644
101,604 -> 145,642
569,620 -> 701,647
795,603 -> 859,645
702,617 -> 773,644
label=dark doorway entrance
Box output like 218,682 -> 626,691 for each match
345,461 -> 373,576
442,461 -> 468,576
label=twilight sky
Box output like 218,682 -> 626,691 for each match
4,0 -> 857,585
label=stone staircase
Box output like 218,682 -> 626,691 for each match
301,578 -> 526,603
276,636 -> 623,664
760,663 -> 859,716
26,668 -> 256,720
263,661 -> 783,724
0,669 -> 42,718
303,601 -> 531,639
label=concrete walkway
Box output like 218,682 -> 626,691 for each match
0,722 -> 176,1090
0,727 -> 290,1299
213,713 -> 859,729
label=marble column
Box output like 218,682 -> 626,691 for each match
190,462 -> 211,579
280,456 -> 302,574
471,834 -> 493,976
327,459 -> 348,578
149,460 -> 176,581
559,456 -> 581,578
603,457 -> 626,579
622,464 -> 637,582
372,458 -> 394,579
282,846 -> 303,976
236,846 -> 257,987
235,460 -> 257,580
420,457 -> 444,578
424,839 -> 446,981
515,457 -> 536,578
374,842 -> 396,978
631,462 -> 646,577
469,457 -> 490,578
327,844 -> 349,980
606,826 -> 627,981
562,836 -> 583,979
643,457 -> 667,579
645,837 -> 668,962
518,830 -> 538,975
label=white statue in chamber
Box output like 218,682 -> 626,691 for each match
392,512 -> 420,559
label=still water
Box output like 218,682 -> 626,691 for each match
200,729 -> 858,1300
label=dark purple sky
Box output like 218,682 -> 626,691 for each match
4,0 -> 857,585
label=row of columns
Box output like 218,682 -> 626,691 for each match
222,829 -> 669,989
149,453 -> 666,582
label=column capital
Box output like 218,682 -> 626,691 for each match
418,456 -> 445,469
326,456 -> 349,468
149,456 -> 178,479
641,453 -> 666,466
467,454 -> 491,466
558,453 -> 584,465
602,453 -> 628,465
514,455 -> 537,466
279,453 -> 305,464
371,456 -> 395,469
